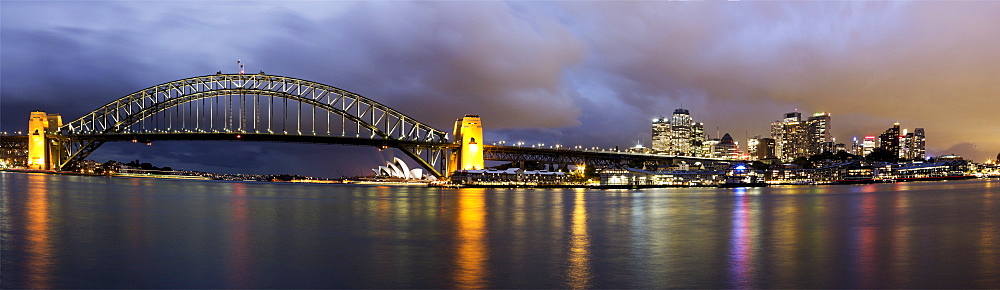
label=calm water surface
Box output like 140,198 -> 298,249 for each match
2,172 -> 998,288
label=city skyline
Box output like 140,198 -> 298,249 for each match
2,1 -> 998,177
646,108 -> 928,162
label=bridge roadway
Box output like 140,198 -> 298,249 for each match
76,133 -> 734,166
3,133 -> 732,169
483,144 -> 732,167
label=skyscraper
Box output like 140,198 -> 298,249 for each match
652,117 -> 670,152
912,128 -> 926,160
862,136 -> 877,156
771,112 -> 802,160
691,122 -> 705,157
900,127 -> 926,160
808,112 -> 833,154
771,111 -> 834,161
747,136 -> 776,160
878,123 -> 901,155
669,109 -> 694,155
651,108 -> 699,156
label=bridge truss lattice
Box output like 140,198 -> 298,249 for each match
58,73 -> 451,176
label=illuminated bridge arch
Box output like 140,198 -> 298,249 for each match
58,73 -> 451,176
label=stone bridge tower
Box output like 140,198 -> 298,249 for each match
27,111 -> 64,170
450,114 -> 485,173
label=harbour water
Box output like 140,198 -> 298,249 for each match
2,172 -> 998,288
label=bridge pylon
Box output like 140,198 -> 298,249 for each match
27,111 -> 66,170
450,114 -> 485,174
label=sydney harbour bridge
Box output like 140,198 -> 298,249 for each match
2,73 -> 730,177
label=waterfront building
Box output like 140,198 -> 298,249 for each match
450,168 -> 567,186
896,160 -> 971,179
811,161 -> 877,183
766,163 -> 813,184
598,167 -> 724,187
373,157 -> 426,180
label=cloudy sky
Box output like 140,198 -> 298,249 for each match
2,1 -> 998,177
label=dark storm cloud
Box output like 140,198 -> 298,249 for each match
3,1 -> 999,176
247,2 -> 585,130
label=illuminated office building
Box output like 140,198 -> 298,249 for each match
669,109 -> 694,155
651,108 -> 701,156
747,136 -> 776,160
898,127 -> 926,160
702,138 -> 720,158
808,112 -> 833,153
652,117 -> 670,152
714,133 -> 740,160
879,123 -> 901,156
911,128 -> 926,160
862,136 -> 877,156
770,111 -> 834,161
691,122 -> 706,157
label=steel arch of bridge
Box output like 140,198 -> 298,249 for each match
58,73 -> 451,176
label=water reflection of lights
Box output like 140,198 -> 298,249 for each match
454,189 -> 488,288
855,192 -> 877,288
728,194 -> 758,288
25,174 -> 53,289
566,191 -> 593,289
889,191 -> 912,286
979,189 -> 999,286
732,187 -> 763,196
851,184 -> 879,194
226,182 -> 252,287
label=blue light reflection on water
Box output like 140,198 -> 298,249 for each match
1,172 -> 999,288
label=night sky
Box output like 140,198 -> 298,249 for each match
2,1 -> 998,178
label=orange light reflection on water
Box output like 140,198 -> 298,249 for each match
565,191 -> 592,289
978,187 -> 999,286
226,182 -> 252,287
453,189 -> 488,288
857,192 -> 877,288
889,191 -> 912,286
25,173 -> 53,289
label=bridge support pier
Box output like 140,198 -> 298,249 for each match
449,114 -> 485,175
27,111 -> 65,170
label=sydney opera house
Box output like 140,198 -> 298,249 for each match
372,157 -> 433,180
